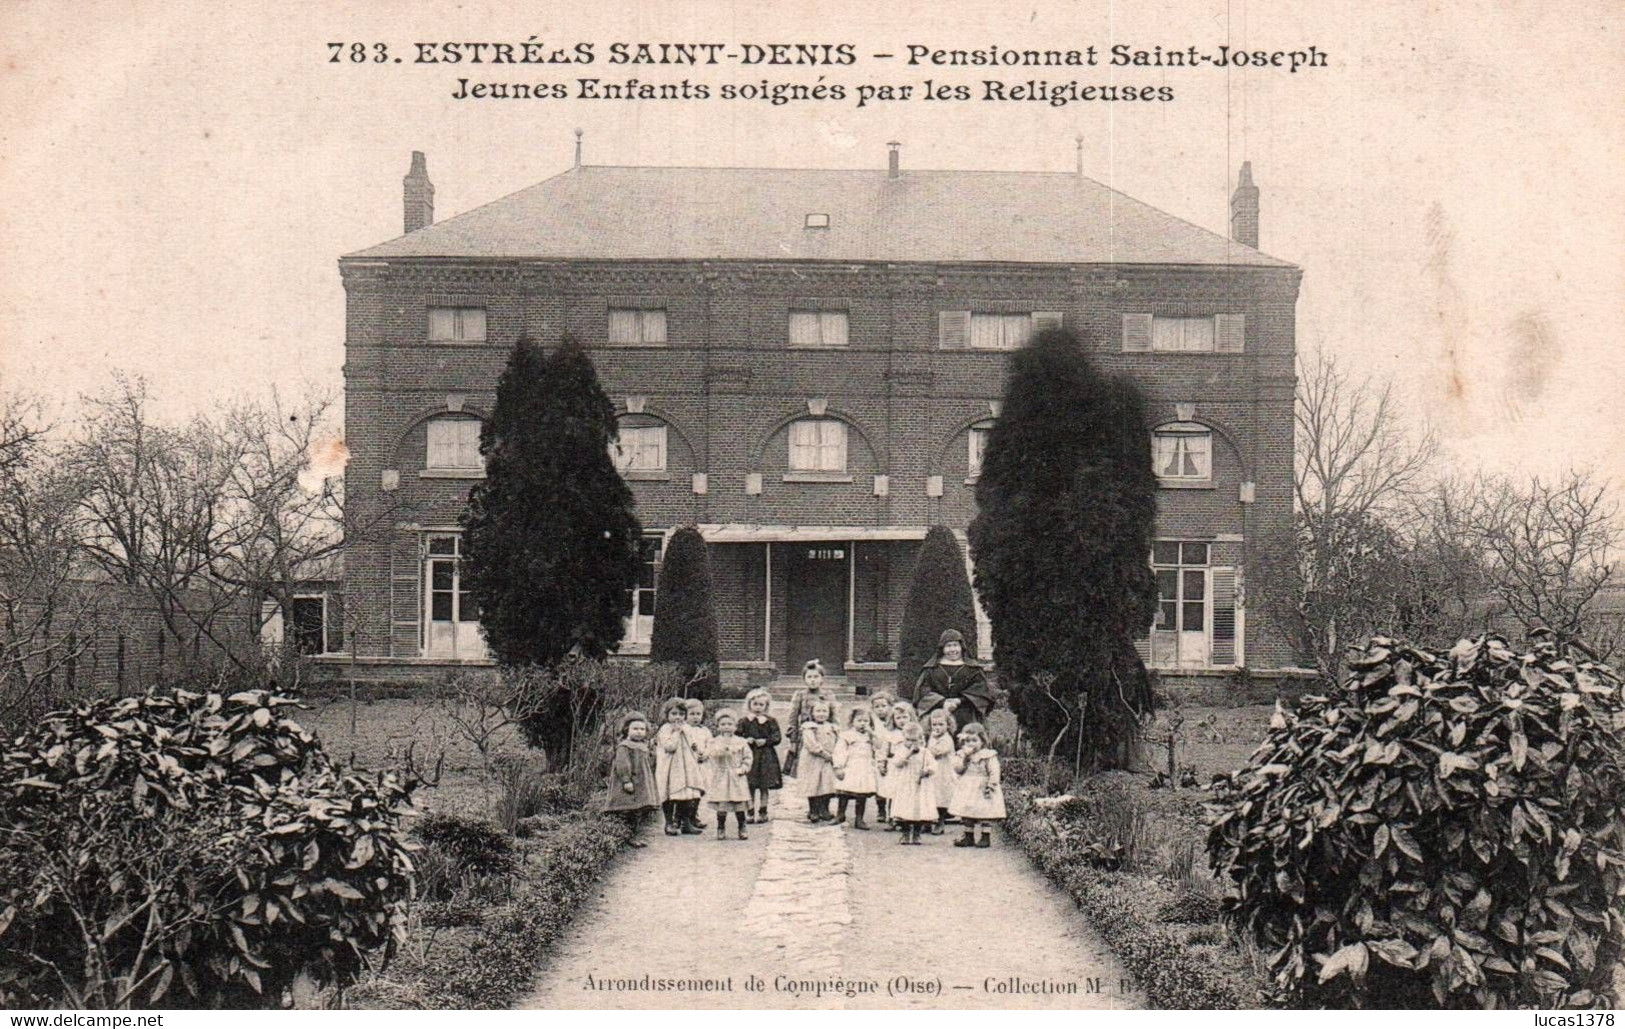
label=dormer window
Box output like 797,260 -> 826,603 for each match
804,213 -> 830,229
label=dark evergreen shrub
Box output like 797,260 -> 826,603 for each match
897,524 -> 980,695
647,525 -> 719,697
412,812 -> 517,879
462,336 -> 643,761
0,689 -> 414,1007
967,327 -> 1159,768
1209,634 -> 1625,1008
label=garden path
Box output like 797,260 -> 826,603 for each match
519,707 -> 1143,1011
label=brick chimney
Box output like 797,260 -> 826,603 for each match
887,141 -> 900,178
1230,161 -> 1259,249
403,151 -> 434,235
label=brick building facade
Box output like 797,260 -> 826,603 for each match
334,148 -> 1303,690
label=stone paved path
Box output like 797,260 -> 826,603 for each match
520,719 -> 1143,1010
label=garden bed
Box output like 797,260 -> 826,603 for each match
1004,784 -> 1265,1008
347,810 -> 631,1009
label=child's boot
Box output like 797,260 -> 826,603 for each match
716,813 -> 728,841
663,801 -> 679,836
681,800 -> 704,835
977,828 -> 992,848
736,812 -> 749,840
933,812 -> 946,835
898,822 -> 911,845
852,798 -> 870,831
758,803 -> 770,822
834,797 -> 849,826
954,828 -> 977,847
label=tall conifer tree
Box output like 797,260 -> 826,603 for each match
461,335 -> 642,758
967,327 -> 1159,768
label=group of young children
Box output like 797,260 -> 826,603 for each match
604,659 -> 1006,849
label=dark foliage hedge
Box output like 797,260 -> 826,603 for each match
0,689 -> 414,1008
1208,634 -> 1625,1008
412,814 -> 518,879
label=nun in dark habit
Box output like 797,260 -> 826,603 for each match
914,628 -> 995,733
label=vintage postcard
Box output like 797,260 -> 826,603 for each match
1,0 -> 1621,1018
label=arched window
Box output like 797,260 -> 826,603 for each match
611,414 -> 668,476
425,416 -> 484,474
788,418 -> 847,474
1151,421 -> 1212,483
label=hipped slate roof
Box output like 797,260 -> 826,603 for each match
348,164 -> 1293,267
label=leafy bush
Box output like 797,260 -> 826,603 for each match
412,814 -> 516,880
492,754 -> 565,834
0,688 -> 414,1008
1208,634 -> 1625,1008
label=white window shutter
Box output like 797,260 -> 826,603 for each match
1132,635 -> 1151,663
1211,566 -> 1239,666
939,310 -> 971,349
1032,311 -> 1064,332
1122,313 -> 1153,352
1215,313 -> 1246,353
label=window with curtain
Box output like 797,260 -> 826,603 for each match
788,309 -> 849,348
969,312 -> 1033,350
1152,423 -> 1213,481
1151,316 -> 1216,352
788,418 -> 847,473
426,417 -> 483,472
611,424 -> 668,474
607,307 -> 668,344
428,306 -> 487,342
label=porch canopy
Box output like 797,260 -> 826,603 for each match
695,524 -> 930,543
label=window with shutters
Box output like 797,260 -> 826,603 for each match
966,421 -> 994,482
1122,313 -> 1245,353
939,311 -> 1063,350
424,417 -> 484,476
428,306 -> 487,343
1152,422 -> 1213,484
787,418 -> 848,478
622,532 -> 664,653
1135,541 -> 1242,669
607,307 -> 668,345
610,416 -> 668,478
788,309 -> 849,348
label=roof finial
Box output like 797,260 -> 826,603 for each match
1075,134 -> 1084,176
574,128 -> 583,170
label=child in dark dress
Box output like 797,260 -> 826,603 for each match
737,687 -> 783,823
603,711 -> 659,847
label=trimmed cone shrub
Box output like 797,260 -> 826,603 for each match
0,689 -> 415,1008
897,524 -> 980,696
647,525 -> 719,698
1208,633 -> 1625,1009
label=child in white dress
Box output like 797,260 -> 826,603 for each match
925,707 -> 957,835
832,707 -> 879,829
949,722 -> 1007,848
887,720 -> 936,845
704,709 -> 753,840
798,699 -> 841,824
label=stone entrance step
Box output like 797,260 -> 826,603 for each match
766,678 -> 862,704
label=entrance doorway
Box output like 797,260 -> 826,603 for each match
785,544 -> 848,673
